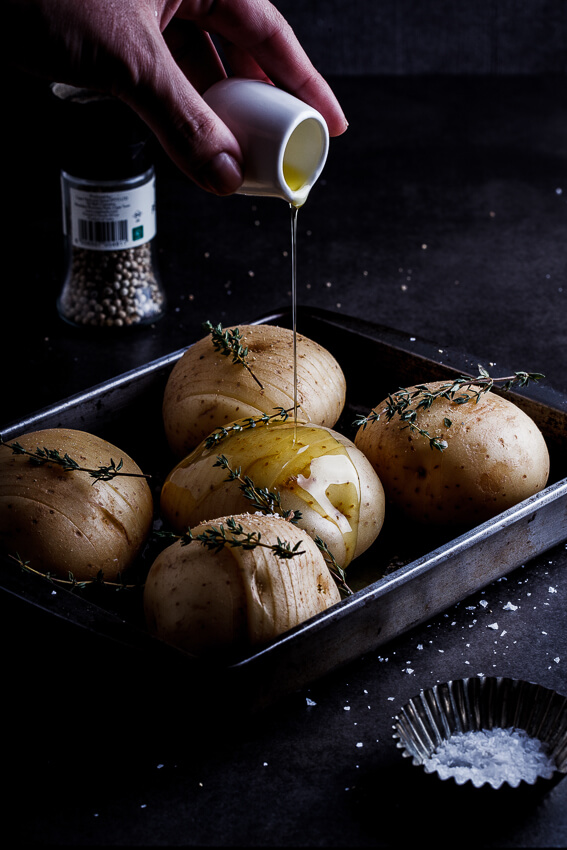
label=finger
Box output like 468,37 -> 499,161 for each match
179,0 -> 348,135
119,31 -> 243,195
163,19 -> 226,93
213,36 -> 272,85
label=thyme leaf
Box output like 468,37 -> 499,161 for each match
313,536 -> 353,597
0,437 -> 150,482
354,367 -> 544,451
158,517 -> 305,560
8,552 -> 138,590
204,407 -> 292,449
203,320 -> 264,389
214,453 -> 302,523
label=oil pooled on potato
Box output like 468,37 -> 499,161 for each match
161,421 -> 364,566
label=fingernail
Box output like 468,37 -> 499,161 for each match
198,152 -> 243,195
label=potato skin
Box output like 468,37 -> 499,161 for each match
160,420 -> 385,568
162,323 -> 346,457
0,428 -> 153,580
143,512 -> 341,658
355,382 -> 550,527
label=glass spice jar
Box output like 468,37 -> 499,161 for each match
53,85 -> 166,329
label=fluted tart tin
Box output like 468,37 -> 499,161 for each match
392,677 -> 567,792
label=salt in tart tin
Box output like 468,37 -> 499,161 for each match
392,677 -> 567,796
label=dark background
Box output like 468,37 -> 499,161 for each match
277,0 -> 567,75
2,2 -> 567,846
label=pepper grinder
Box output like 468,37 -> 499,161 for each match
53,84 -> 166,329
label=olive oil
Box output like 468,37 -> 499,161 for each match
290,204 -> 299,434
283,161 -> 308,192
284,157 -> 312,436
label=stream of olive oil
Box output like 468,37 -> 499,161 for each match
289,203 -> 299,439
283,159 -> 311,442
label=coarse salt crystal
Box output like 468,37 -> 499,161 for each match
422,728 -> 556,788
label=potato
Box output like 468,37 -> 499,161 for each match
355,381 -> 550,526
143,512 -> 341,658
162,323 -> 346,456
160,419 -> 385,568
0,428 -> 153,580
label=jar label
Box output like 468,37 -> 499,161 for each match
64,175 -> 157,250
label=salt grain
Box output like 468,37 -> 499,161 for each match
422,727 -> 556,788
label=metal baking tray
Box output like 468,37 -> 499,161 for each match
2,307 -> 566,719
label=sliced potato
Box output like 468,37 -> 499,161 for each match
160,419 -> 385,568
355,382 -> 550,526
143,512 -> 341,658
162,323 -> 346,456
0,428 -> 153,580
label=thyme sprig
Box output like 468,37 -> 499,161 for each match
158,454 -> 353,596
313,536 -> 352,597
203,320 -> 263,389
213,454 -> 301,523
0,437 -> 150,482
8,552 -> 138,590
205,407 -> 292,449
160,516 -> 305,560
215,455 -> 352,596
354,367 -> 544,451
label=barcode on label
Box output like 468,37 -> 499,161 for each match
78,218 -> 128,245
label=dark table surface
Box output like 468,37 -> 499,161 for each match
2,75 -> 567,847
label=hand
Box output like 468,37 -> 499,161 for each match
6,0 -> 347,194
